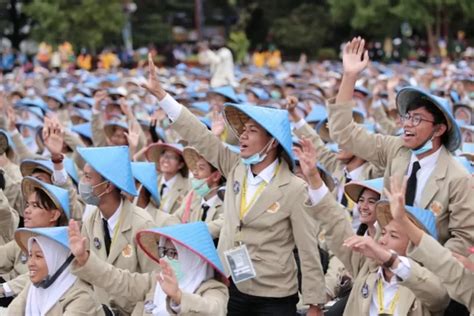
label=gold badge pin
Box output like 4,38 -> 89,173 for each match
122,244 -> 133,258
267,202 -> 280,214
429,201 -> 443,216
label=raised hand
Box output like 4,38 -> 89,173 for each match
157,258 -> 182,304
93,90 -> 108,111
342,37 -> 369,77
6,107 -> 17,132
119,98 -> 132,119
343,235 -> 391,265
68,219 -> 89,266
211,111 -> 225,137
383,176 -> 408,222
125,120 -> 140,152
142,53 -> 166,100
43,117 -> 64,155
283,96 -> 301,122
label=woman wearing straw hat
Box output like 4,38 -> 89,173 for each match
69,221 -> 229,315
0,176 -> 70,307
385,176 -> 473,313
8,226 -> 104,315
143,54 -> 326,316
145,143 -> 190,216
328,37 -> 473,255
174,147 -> 224,240
77,145 -> 155,315
295,138 -> 450,316
131,162 -> 180,227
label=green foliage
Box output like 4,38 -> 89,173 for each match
227,30 -> 250,63
317,48 -> 338,60
23,0 -> 125,50
132,13 -> 172,47
270,3 -> 331,54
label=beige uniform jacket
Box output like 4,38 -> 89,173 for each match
158,174 -> 190,215
7,279 -> 105,316
373,105 -> 400,136
81,198 -> 156,314
173,191 -> 224,239
408,234 -> 473,312
0,190 -> 19,245
309,192 -> 450,316
170,106 -> 326,305
1,161 -> 23,215
0,240 -> 28,290
328,100 -> 474,254
143,202 -> 180,227
72,252 -> 229,316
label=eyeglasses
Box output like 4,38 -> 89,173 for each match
160,154 -> 180,161
158,247 -> 178,260
400,113 -> 435,127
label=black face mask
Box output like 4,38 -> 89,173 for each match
33,254 -> 74,289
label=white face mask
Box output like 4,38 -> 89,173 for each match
241,138 -> 275,166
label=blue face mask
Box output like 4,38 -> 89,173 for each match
411,138 -> 433,155
191,178 -> 211,197
164,257 -> 184,281
270,90 -> 281,100
241,139 -> 275,166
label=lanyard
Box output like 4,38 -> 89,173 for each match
377,277 -> 400,315
111,207 -> 126,248
239,162 -> 281,221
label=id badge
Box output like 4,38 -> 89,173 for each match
224,244 -> 256,284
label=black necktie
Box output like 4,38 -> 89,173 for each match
340,175 -> 352,207
160,183 -> 167,198
405,161 -> 421,206
201,204 -> 210,221
102,218 -> 111,256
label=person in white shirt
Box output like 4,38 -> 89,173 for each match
198,41 -> 237,88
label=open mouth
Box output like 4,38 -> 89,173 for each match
403,130 -> 415,140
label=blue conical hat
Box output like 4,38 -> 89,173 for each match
20,159 -> 54,177
71,123 -> 93,140
15,226 -> 69,253
131,162 -> 160,204
145,143 -> 188,177
208,86 -> 239,103
104,121 -> 128,139
396,86 -> 461,152
77,146 -> 137,196
63,157 -> 79,184
305,105 -> 327,124
21,176 -> 70,220
316,109 -> 365,143
45,91 -> 66,104
345,177 -> 383,203
375,200 -> 438,239
455,157 -> 474,174
136,222 -> 225,278
223,103 -> 295,168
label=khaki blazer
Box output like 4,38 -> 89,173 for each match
1,161 -> 23,215
0,190 -> 18,245
328,100 -> 474,254
373,105 -> 400,136
309,193 -> 450,316
72,251 -> 229,316
0,240 -> 28,286
173,191 -> 224,238
170,106 -> 326,305
81,198 -> 156,314
143,202 -> 180,227
408,234 -> 474,312
7,279 -> 105,316
158,173 -> 190,215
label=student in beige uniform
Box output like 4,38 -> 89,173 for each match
131,161 -> 179,227
146,143 -> 189,215
142,54 -> 326,316
69,221 -> 229,316
328,37 -> 473,255
286,97 -> 384,230
384,176 -> 473,314
174,146 -> 224,240
77,145 -> 155,314
295,138 -> 450,316
0,176 -> 70,305
8,226 -> 104,315
0,129 -> 23,214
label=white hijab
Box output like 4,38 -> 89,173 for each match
152,239 -> 214,316
26,236 -> 77,316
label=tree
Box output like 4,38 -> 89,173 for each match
270,3 -> 332,56
23,0 -> 125,51
0,0 -> 32,49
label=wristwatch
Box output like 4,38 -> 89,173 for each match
382,249 -> 398,268
51,153 -> 64,164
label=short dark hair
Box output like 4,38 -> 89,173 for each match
407,97 -> 449,145
34,188 -> 67,226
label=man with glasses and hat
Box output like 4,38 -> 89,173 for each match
327,37 -> 474,255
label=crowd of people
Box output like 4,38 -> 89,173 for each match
0,35 -> 472,316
